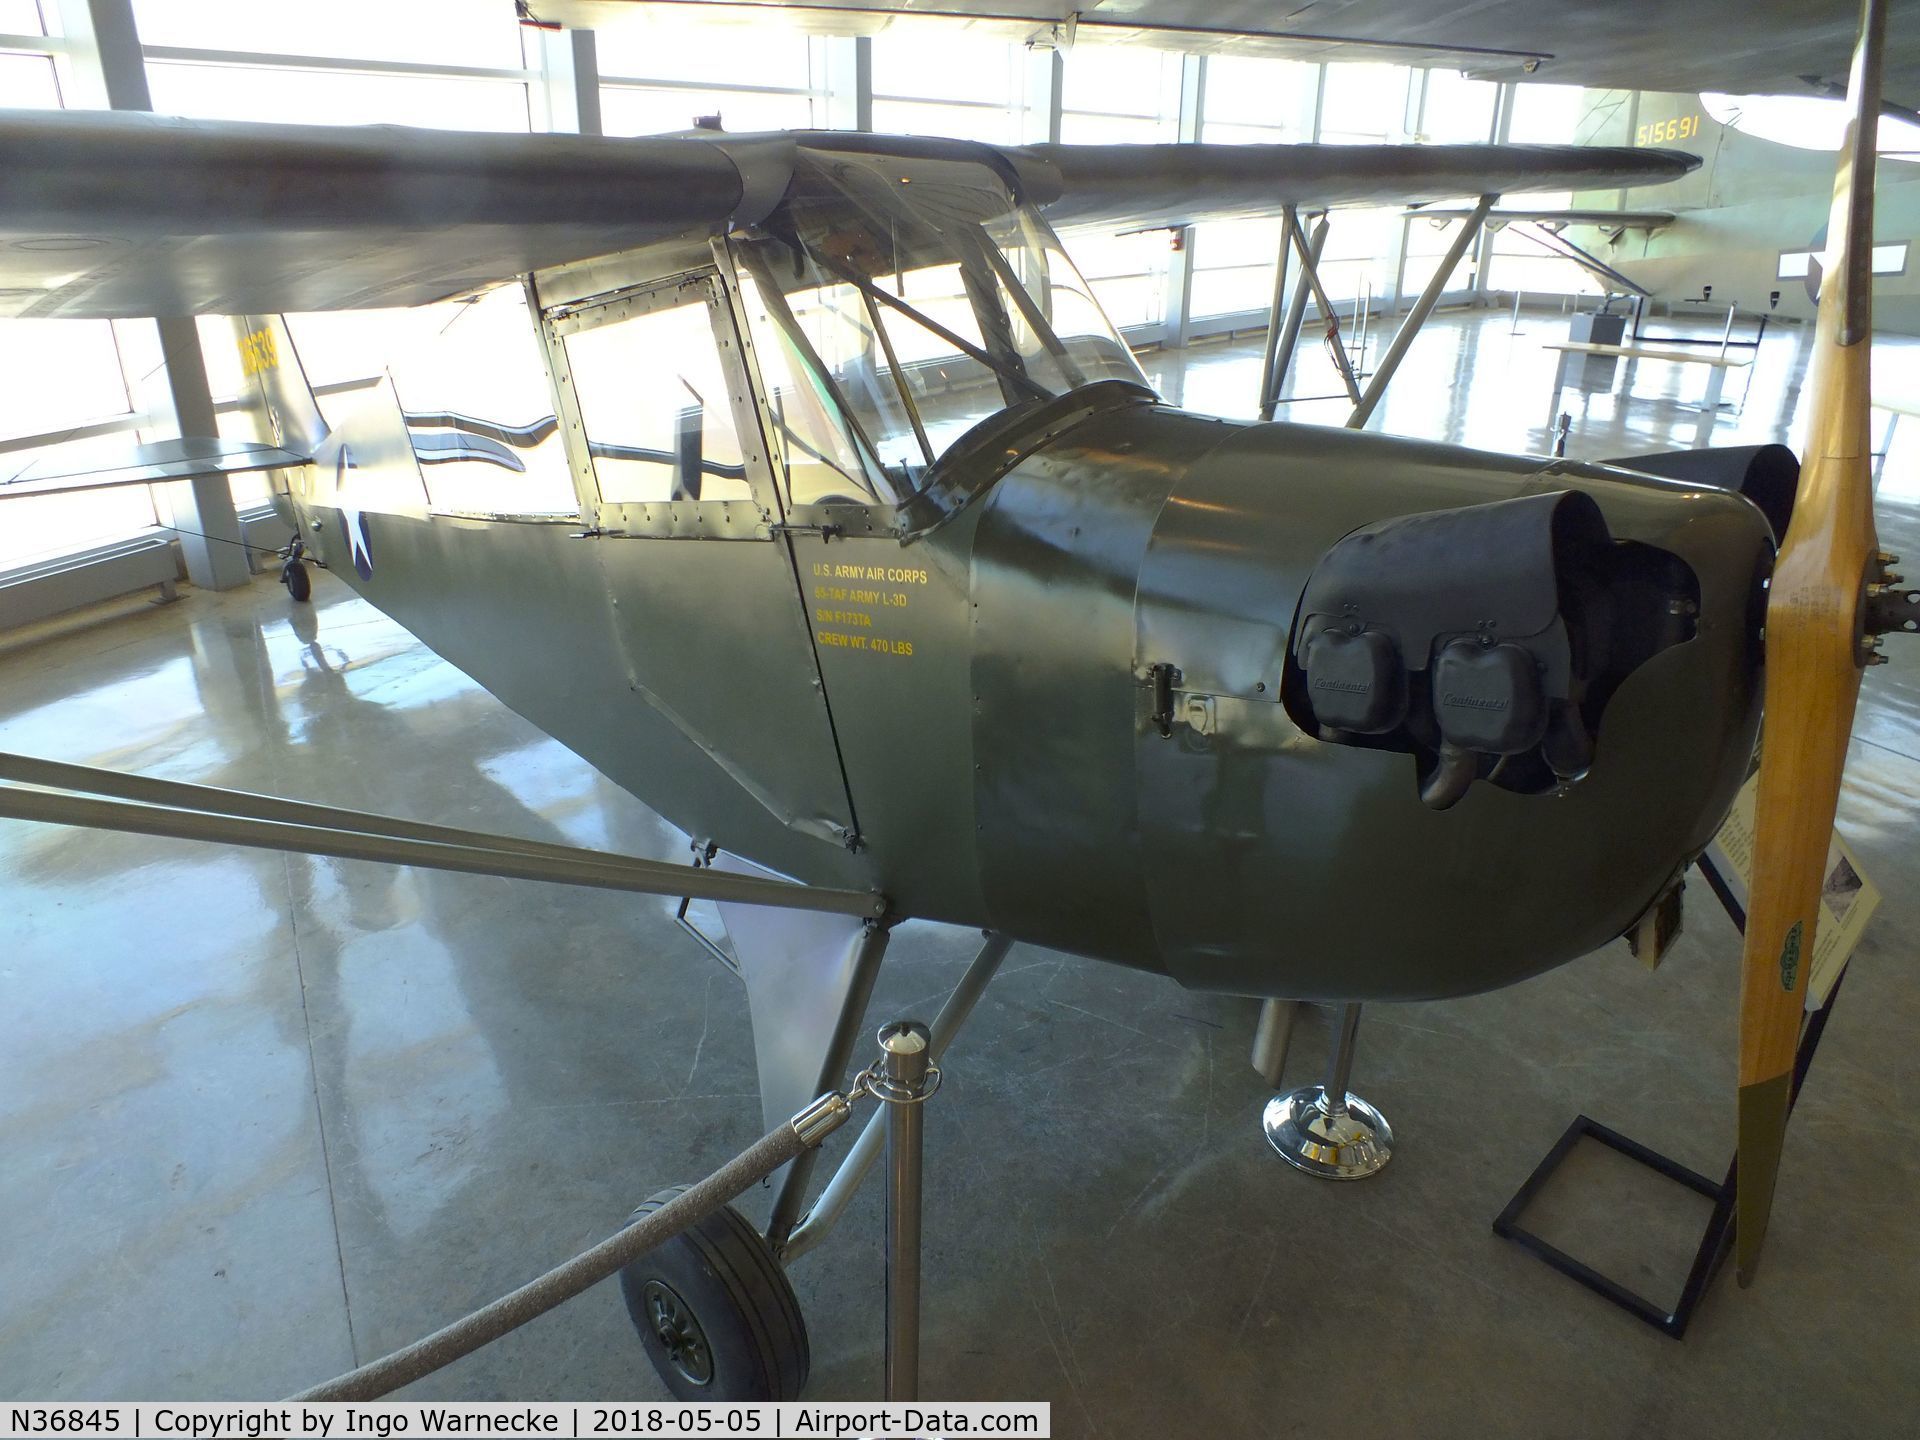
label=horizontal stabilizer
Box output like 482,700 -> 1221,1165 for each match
0,435 -> 312,500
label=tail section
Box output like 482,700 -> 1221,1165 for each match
232,315 -> 328,455
230,315 -> 328,527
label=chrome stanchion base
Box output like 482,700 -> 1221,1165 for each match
1262,1085 -> 1393,1179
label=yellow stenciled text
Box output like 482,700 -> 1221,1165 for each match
238,326 -> 279,376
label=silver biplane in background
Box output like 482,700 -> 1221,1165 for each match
0,0 -> 1902,1395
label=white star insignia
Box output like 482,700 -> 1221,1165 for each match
335,446 -> 373,580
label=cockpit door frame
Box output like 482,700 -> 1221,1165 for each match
525,252 -> 867,858
705,236 -> 873,849
712,233 -> 902,539
531,264 -> 784,541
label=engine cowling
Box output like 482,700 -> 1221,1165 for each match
965,404 -> 1772,1001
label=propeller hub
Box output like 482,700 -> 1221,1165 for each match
1860,555 -> 1920,651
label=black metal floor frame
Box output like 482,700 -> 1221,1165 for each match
1491,853 -> 1845,1340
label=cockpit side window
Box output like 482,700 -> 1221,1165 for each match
305,284 -> 580,519
982,208 -> 1144,392
734,258 -> 897,507
553,273 -> 753,507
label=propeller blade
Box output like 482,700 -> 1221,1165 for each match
1735,0 -> 1885,1286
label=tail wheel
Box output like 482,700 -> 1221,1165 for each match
619,1186 -> 809,1401
281,558 -> 312,603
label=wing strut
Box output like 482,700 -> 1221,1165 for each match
1506,221 -> 1652,299
1284,207 -> 1364,403
1348,193 -> 1495,428
1257,208 -> 1329,421
0,750 -> 887,919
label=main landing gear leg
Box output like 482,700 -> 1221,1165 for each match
619,1018 -> 946,1402
1262,1002 -> 1394,1179
620,926 -> 1005,1402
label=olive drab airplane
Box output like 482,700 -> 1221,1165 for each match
0,0 -> 1905,1397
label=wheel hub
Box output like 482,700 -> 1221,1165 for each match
642,1279 -> 714,1387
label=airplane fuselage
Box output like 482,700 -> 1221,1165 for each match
259,132 -> 1771,1003
279,394 -> 1768,1003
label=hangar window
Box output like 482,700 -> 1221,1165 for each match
1201,56 -> 1317,145
598,10 -> 822,134
554,275 -> 753,508
1059,44 -> 1182,144
133,0 -> 533,132
1068,229 -> 1170,332
1319,62 -> 1415,145
145,63 -> 533,132
0,321 -> 154,567
0,0 -> 44,34
873,28 -> 1032,144
0,49 -> 60,107
1419,70 -> 1500,144
129,0 -> 526,70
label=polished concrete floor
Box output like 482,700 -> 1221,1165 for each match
3,304 -> 1919,1435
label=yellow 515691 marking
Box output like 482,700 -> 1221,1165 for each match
1637,115 -> 1701,145
239,326 -> 279,376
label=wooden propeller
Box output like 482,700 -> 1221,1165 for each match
1735,0 -> 1887,1286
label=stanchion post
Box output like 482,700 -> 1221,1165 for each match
1320,1001 -> 1363,1120
879,1020 -> 933,1401
1262,1001 -> 1393,1179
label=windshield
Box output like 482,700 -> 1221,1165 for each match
732,147 -> 1147,507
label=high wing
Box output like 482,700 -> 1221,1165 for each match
0,108 -> 1697,320
0,109 -> 785,320
1014,142 -> 1699,231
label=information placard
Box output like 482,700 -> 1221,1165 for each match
1706,769 -> 1881,1010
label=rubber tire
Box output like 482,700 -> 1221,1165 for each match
282,559 -> 312,603
619,1186 -> 809,1402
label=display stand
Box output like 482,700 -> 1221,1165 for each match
1491,854 -> 1849,1339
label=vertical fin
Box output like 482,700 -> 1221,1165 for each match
230,314 -> 329,457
